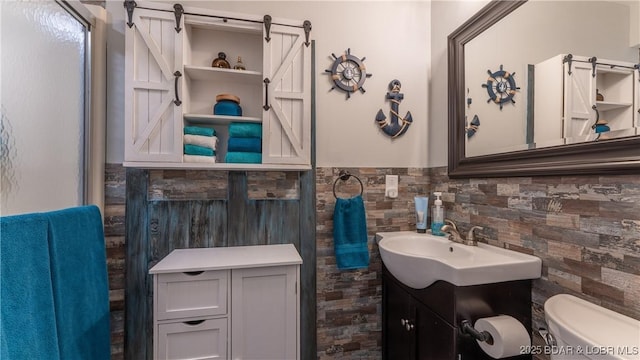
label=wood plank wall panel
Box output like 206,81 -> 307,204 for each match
124,168 -> 150,360
299,168 -> 317,360
125,168 -> 315,360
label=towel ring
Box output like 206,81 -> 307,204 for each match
333,170 -> 364,199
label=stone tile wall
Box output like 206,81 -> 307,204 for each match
315,167 -> 431,359
316,166 -> 639,360
428,167 -> 640,360
106,164 -> 639,360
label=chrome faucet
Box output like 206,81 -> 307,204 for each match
440,219 -> 464,244
440,219 -> 484,246
466,226 -> 484,246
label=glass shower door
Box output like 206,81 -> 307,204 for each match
1,0 -> 90,215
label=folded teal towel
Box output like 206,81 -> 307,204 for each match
46,205 -> 110,360
184,126 -> 215,137
1,213 -> 61,360
333,195 -> 369,270
228,137 -> 262,153
184,144 -> 215,156
225,151 -> 262,164
229,122 -> 262,138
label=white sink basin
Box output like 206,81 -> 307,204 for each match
377,231 -> 541,289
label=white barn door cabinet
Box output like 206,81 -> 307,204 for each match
123,1 -> 312,170
534,54 -> 638,145
149,244 -> 302,360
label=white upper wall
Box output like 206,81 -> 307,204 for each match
106,0 -> 431,167
428,0 -> 488,167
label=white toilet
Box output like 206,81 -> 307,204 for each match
544,294 -> 640,360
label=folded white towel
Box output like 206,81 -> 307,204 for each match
184,134 -> 218,149
183,154 -> 217,163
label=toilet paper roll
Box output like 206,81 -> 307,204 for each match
474,315 -> 530,359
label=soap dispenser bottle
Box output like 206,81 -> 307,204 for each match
431,192 -> 445,236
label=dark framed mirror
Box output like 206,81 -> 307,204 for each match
448,0 -> 640,178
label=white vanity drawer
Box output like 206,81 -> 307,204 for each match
157,317 -> 228,360
156,270 -> 229,320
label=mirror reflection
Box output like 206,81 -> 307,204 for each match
464,0 -> 639,157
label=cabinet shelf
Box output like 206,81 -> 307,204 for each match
596,101 -> 633,111
184,65 -> 262,83
184,113 -> 262,125
597,65 -> 634,75
123,161 -> 311,171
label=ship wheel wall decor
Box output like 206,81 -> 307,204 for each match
482,64 -> 520,110
324,48 -> 372,99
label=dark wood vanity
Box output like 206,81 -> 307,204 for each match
382,266 -> 533,360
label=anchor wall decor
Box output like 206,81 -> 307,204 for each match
375,80 -> 413,138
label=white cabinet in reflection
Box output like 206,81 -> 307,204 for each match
534,54 -> 638,145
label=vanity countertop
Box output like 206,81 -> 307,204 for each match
149,244 -> 302,274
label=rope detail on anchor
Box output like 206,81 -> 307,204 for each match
375,79 -> 413,138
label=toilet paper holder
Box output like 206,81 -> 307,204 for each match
538,327 -> 557,347
461,320 -> 494,345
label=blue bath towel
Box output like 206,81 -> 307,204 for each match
184,144 -> 215,156
184,126 -> 215,137
228,122 -> 262,138
228,137 -> 262,153
225,151 -> 262,164
1,213 -> 62,360
46,205 -> 110,360
333,195 -> 369,270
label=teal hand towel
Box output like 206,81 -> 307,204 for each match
1,213 -> 61,360
333,195 -> 369,270
184,126 -> 215,137
228,122 -> 262,138
184,144 -> 215,156
228,137 -> 262,153
46,205 -> 110,360
225,151 -> 262,164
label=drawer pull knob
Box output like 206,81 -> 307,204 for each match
183,271 -> 204,276
184,320 -> 205,326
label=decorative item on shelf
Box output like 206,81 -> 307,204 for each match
466,115 -> 480,138
596,89 -> 604,102
482,64 -> 520,110
593,119 -> 610,134
375,79 -> 413,138
211,52 -> 231,68
591,105 -> 610,134
213,93 -> 242,116
324,48 -> 372,99
233,56 -> 246,70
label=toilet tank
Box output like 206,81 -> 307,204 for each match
544,294 -> 640,360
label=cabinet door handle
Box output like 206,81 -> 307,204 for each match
591,105 -> 600,130
263,78 -> 271,110
405,321 -> 414,331
183,320 -> 205,326
183,271 -> 204,276
173,71 -> 182,106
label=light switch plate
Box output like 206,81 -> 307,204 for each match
385,175 -> 399,198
